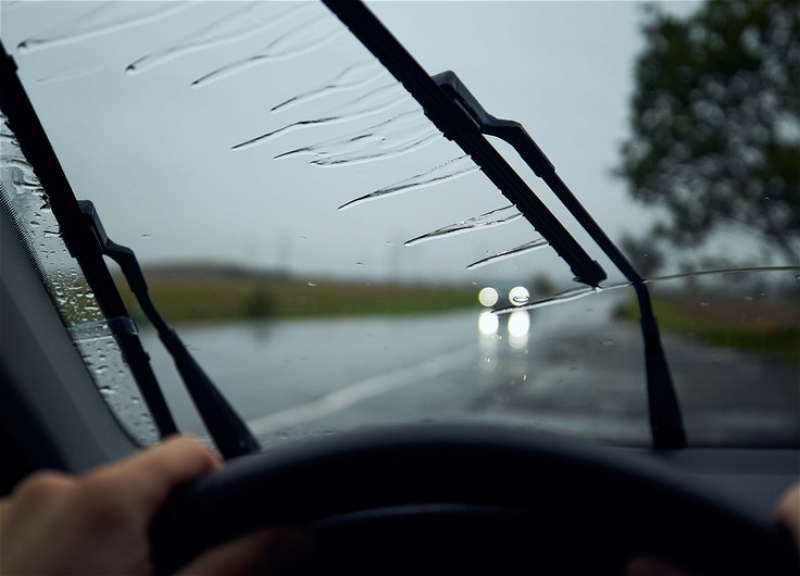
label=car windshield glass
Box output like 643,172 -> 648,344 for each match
1,1 -> 797,450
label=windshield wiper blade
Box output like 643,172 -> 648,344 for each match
323,0 -> 686,449
434,72 -> 686,450
321,1 -> 605,288
0,40 -> 258,458
79,201 -> 260,460
0,41 -> 178,441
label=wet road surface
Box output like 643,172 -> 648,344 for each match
142,292 -> 799,449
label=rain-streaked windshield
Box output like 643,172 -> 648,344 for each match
1,1 -> 797,449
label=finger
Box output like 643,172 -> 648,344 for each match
3,470 -> 75,520
175,528 -> 313,576
101,436 -> 222,515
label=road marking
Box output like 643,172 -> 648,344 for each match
247,345 -> 476,434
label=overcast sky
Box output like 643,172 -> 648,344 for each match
1,1 -> 701,287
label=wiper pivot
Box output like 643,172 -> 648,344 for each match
434,71 -> 556,179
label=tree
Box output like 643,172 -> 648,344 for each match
618,0 -> 800,267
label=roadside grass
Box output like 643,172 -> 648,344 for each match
623,293 -> 800,367
115,275 -> 478,323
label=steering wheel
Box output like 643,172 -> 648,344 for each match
150,424 -> 799,575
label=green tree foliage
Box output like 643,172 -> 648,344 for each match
618,0 -> 800,266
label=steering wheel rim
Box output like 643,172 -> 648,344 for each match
150,423 -> 799,575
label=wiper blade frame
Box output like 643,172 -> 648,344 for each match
0,41 -> 178,441
322,0 -> 686,449
322,0 -> 605,288
0,40 -> 259,458
79,202 -> 260,460
434,71 -> 686,450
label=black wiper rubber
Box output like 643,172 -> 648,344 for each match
79,202 -> 260,460
0,41 -> 178,441
323,1 -> 687,449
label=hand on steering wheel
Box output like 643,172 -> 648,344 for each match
149,425 -> 800,576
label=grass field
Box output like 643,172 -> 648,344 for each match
114,271 -> 478,324
624,292 -> 800,367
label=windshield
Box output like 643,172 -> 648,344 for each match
1,0 -> 797,450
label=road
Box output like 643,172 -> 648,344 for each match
141,291 -> 799,449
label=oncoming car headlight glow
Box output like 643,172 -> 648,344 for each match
507,309 -> 530,337
508,286 -> 529,307
478,310 -> 499,336
478,287 -> 499,308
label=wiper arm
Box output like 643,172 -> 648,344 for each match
0,41 -> 178,441
0,40 -> 258,458
435,72 -> 686,450
321,0 -> 605,288
80,201 -> 260,460
323,1 -> 686,449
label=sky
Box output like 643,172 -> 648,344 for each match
1,1 -> 702,288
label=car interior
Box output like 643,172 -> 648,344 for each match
1,1 -> 798,575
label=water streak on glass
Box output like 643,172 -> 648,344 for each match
191,12 -> 345,88
271,61 -> 385,113
233,84 -> 411,150
278,109 -> 438,167
466,238 -> 550,270
126,3 -> 310,75
36,64 -> 102,85
338,154 -> 479,210
17,2 -> 192,53
1,115 -> 72,294
644,265 -> 800,284
491,266 -> 800,315
316,129 -> 438,167
69,321 -> 158,446
277,132 -> 380,161
495,286 -> 598,314
405,206 -> 521,247
277,109 -> 421,159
